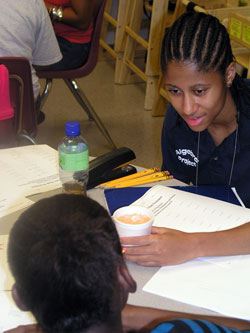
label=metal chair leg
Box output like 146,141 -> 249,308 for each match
39,78 -> 53,110
17,132 -> 36,145
64,78 -> 117,150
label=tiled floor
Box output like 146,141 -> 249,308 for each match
36,58 -> 166,169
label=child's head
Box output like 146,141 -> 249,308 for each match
161,11 -> 233,76
8,194 -> 136,333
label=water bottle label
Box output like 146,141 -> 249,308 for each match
59,150 -> 89,171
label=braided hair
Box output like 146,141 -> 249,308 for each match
161,11 -> 250,118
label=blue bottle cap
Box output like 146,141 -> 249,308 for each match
65,121 -> 80,136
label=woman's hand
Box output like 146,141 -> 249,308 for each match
43,0 -> 97,30
121,227 -> 198,266
122,222 -> 250,266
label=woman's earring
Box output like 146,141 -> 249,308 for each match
227,82 -> 232,88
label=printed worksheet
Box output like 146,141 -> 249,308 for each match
132,185 -> 250,232
133,186 -> 250,320
0,145 -> 62,219
0,145 -> 61,197
0,190 -> 33,219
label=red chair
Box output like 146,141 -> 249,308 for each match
0,57 -> 37,144
37,0 -> 117,150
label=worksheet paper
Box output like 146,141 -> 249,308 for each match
143,256 -> 250,320
0,235 -> 14,291
0,236 -> 36,331
132,185 -> 250,232
0,291 -> 36,332
0,190 -> 33,219
0,145 -> 61,218
0,145 -> 61,196
131,185 -> 250,320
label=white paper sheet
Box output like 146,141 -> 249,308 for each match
0,236 -> 35,331
0,145 -> 62,218
0,291 -> 36,332
0,145 -> 61,330
0,190 -> 33,219
0,145 -> 61,197
134,186 -> 250,320
132,185 -> 250,232
143,256 -> 250,320
0,235 -> 14,291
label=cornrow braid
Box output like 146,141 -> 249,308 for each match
230,73 -> 250,119
161,11 -> 232,73
161,11 -> 250,118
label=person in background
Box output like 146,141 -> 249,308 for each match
43,0 -> 101,70
0,0 -> 62,124
5,194 -> 250,333
121,11 -> 250,267
0,65 -> 15,148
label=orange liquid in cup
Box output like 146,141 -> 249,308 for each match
116,213 -> 151,225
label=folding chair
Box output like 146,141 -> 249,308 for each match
0,57 -> 37,144
37,0 -> 117,150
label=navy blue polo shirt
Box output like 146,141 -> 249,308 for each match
161,99 -> 250,208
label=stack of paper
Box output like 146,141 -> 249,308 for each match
130,185 -> 250,320
0,145 -> 61,330
0,145 -> 61,218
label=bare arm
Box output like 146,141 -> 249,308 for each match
122,304 -> 250,332
44,0 -> 99,30
121,222 -> 250,266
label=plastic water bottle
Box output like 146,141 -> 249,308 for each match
58,121 -> 89,195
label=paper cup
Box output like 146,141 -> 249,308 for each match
113,206 -> 154,238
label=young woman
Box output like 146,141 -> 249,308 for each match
121,11 -> 250,267
160,11 -> 250,207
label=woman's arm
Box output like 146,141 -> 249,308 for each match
122,304 -> 250,332
44,0 -> 99,30
121,222 -> 250,266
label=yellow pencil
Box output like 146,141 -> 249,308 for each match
99,167 -> 160,187
115,175 -> 173,188
106,171 -> 171,188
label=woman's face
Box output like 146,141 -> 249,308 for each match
163,61 -> 230,132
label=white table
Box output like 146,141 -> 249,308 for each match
0,176 -> 223,318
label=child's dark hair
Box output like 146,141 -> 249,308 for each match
161,11 -> 250,118
8,194 -> 122,333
